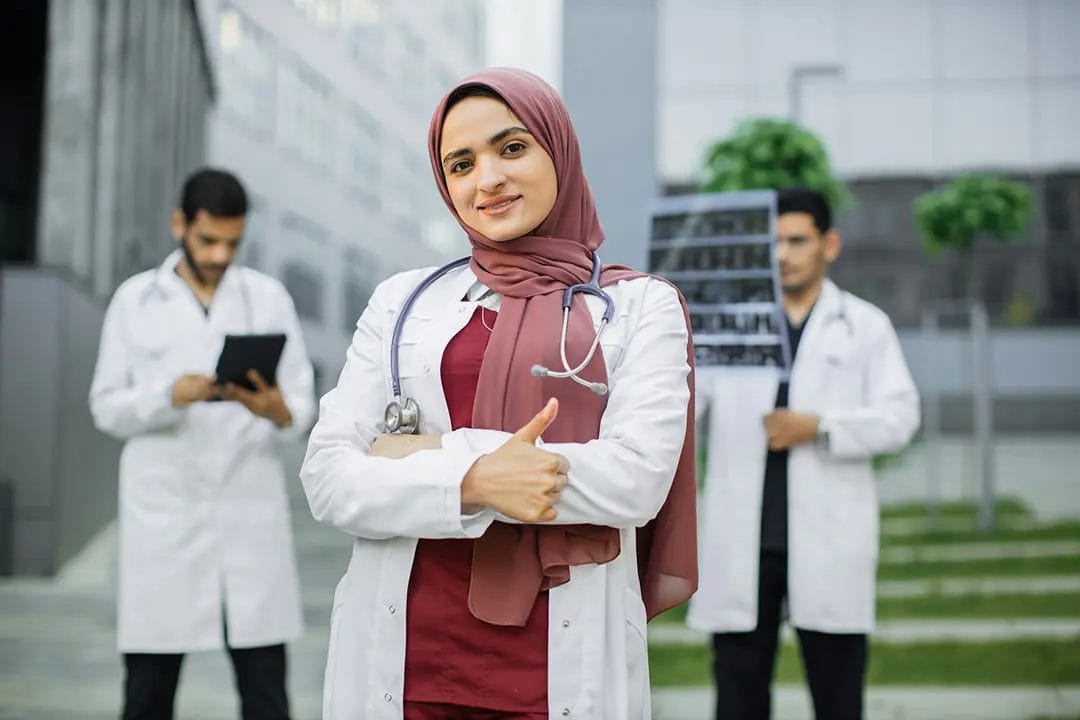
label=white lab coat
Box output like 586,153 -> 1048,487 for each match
89,249 -> 316,652
689,279 -> 919,634
300,264 -> 691,719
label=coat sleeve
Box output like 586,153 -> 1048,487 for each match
299,275 -> 496,541
443,280 -> 691,529
822,313 -> 921,460
88,289 -> 184,439
270,286 -> 316,440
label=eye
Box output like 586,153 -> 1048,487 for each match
503,140 -> 527,156
450,159 -> 473,174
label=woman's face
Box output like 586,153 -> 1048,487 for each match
439,95 -> 558,242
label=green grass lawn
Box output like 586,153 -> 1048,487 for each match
877,593 -> 1080,619
880,498 -> 1031,521
649,639 -> 1080,687
881,521 -> 1080,547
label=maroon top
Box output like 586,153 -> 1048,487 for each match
403,307 -> 549,712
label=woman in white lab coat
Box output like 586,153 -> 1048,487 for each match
300,68 -> 697,719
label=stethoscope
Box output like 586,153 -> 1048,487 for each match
384,253 -> 614,434
822,291 -> 854,337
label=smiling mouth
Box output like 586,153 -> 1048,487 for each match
478,196 -> 520,216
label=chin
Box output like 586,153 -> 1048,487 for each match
475,220 -> 531,243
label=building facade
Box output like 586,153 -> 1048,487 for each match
0,0 -> 215,574
658,0 -> 1080,329
198,0 -> 486,394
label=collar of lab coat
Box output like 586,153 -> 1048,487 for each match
151,247 -> 242,301
790,277 -> 843,371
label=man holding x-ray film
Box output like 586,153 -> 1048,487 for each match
691,187 -> 921,720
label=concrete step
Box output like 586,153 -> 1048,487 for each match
648,618 -> 1080,645
651,685 -> 1080,720
879,540 -> 1080,564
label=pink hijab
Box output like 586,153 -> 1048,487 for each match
427,67 -> 697,626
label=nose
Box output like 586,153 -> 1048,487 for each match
210,246 -> 232,266
474,155 -> 506,194
776,238 -> 790,264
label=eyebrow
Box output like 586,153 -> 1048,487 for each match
441,126 -> 530,166
198,233 -> 242,244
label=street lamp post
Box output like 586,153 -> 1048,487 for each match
788,63 -> 844,123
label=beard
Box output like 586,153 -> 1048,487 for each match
180,236 -> 228,286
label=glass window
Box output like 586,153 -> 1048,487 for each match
278,57 -> 336,171
239,195 -> 269,270
283,261 -> 324,321
218,6 -> 276,137
290,0 -> 341,29
345,106 -> 381,208
342,247 -> 380,332
344,0 -> 385,77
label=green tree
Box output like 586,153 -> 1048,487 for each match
699,118 -> 848,209
914,175 -> 1033,304
914,175 -> 1032,255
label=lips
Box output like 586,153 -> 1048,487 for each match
478,195 -> 521,216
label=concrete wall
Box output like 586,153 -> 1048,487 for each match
561,0 -> 657,268
659,0 -> 1080,183
36,0 -> 214,299
899,328 -> 1080,432
197,0 -> 485,395
0,0 -> 214,575
0,269 -> 121,574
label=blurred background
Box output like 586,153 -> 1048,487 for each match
0,0 -> 1077,718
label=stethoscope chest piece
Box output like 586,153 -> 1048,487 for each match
384,396 -> 420,435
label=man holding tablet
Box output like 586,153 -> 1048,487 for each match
89,168 -> 315,719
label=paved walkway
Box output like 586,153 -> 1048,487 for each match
3,441 -> 1079,719
0,444 -> 340,719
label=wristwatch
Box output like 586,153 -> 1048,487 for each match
815,418 -> 831,450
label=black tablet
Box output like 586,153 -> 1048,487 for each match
214,333 -> 287,392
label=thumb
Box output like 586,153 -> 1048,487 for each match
511,398 -> 558,444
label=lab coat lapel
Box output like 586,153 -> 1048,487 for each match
398,264 -> 480,434
789,279 -> 842,409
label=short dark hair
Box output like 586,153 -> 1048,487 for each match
179,167 -> 248,223
777,187 -> 832,234
444,83 -> 505,114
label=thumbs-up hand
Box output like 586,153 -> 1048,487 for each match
461,399 -> 570,523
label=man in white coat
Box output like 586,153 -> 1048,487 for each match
89,168 -> 316,719
690,188 -> 920,720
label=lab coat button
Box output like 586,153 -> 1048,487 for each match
384,693 -> 393,702
561,709 -> 570,716
561,619 -> 570,628
388,604 -> 396,614
423,364 -> 431,374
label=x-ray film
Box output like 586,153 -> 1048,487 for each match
648,190 -> 791,371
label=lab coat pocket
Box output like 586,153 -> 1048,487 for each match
624,586 -> 649,719
396,339 -> 431,380
819,347 -> 865,409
